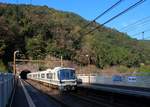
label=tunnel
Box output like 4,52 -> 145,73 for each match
20,70 -> 31,79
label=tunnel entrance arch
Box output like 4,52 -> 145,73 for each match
20,70 -> 31,79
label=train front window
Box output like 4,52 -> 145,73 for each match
59,69 -> 75,80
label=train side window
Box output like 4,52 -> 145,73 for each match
38,74 -> 40,78
54,73 -> 55,79
41,73 -> 45,78
47,73 -> 52,79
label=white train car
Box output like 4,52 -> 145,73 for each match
27,67 -> 77,91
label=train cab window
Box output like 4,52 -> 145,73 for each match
70,71 -> 76,78
59,69 -> 76,80
41,74 -> 45,78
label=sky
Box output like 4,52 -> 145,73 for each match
1,0 -> 150,40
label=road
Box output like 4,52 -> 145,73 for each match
11,79 -> 61,107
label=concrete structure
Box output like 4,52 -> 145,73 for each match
0,73 -> 14,107
16,63 -> 39,73
77,74 -> 150,88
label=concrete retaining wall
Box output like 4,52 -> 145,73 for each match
77,74 -> 150,88
0,73 -> 14,107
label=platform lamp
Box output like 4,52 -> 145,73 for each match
13,50 -> 19,75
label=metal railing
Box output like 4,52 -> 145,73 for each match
0,73 -> 14,107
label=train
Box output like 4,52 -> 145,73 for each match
27,67 -> 77,91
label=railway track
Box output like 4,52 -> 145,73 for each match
75,86 -> 150,107
25,79 -> 109,107
70,90 -> 137,107
25,79 -> 150,107
24,80 -> 70,107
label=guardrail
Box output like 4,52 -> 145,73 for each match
0,73 -> 14,107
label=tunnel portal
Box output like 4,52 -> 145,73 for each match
20,70 -> 31,79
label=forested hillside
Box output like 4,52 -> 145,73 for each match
0,3 -> 150,71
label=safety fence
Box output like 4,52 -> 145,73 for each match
0,73 -> 14,107
77,74 -> 150,88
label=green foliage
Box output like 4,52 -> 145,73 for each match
26,34 -> 47,59
0,3 -> 149,69
116,66 -> 130,73
0,60 -> 7,72
139,65 -> 150,72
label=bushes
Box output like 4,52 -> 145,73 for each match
139,65 -> 150,72
0,60 -> 7,72
116,66 -> 129,73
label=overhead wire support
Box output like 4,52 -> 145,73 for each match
93,0 -> 123,21
85,0 -> 146,35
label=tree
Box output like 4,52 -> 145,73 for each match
26,34 -> 47,59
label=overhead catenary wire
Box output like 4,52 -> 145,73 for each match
120,21 -> 150,34
121,19 -> 150,33
79,0 -> 124,31
85,0 -> 146,35
131,28 -> 150,37
119,16 -> 150,31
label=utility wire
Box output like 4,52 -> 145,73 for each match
120,16 -> 150,31
121,19 -> 150,32
80,0 -> 124,31
132,28 -> 150,37
123,21 -> 150,33
72,0 -> 124,36
85,0 -> 146,35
